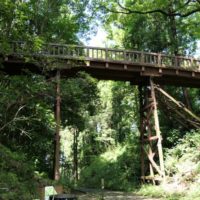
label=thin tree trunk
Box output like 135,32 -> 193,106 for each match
168,4 -> 192,110
168,4 -> 179,55
73,128 -> 79,183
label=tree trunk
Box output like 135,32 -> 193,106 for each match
73,128 -> 79,183
168,4 -> 192,109
168,4 -> 179,55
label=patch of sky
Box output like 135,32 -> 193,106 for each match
195,40 -> 200,58
80,26 -> 115,47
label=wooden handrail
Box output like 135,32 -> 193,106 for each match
6,41 -> 200,71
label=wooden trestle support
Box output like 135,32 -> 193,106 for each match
139,78 -> 165,184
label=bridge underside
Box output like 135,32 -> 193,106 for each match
2,57 -> 200,88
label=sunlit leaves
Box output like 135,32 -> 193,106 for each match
100,0 -> 200,54
0,0 -> 96,46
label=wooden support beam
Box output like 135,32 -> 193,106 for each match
148,142 -> 155,185
161,97 -> 200,128
139,86 -> 145,179
155,86 -> 200,123
53,70 -> 61,181
144,136 -> 159,142
141,176 -> 163,181
150,78 -> 165,179
143,146 -> 163,176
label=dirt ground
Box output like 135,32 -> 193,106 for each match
78,191 -> 160,200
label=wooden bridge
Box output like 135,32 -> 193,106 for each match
2,41 -> 200,87
1,42 -> 200,183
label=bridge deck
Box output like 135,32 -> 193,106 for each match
1,42 -> 200,87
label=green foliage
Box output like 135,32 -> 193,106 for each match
100,0 -> 200,54
0,144 -> 38,200
137,185 -> 182,200
165,129 -> 200,180
137,130 -> 200,200
59,81 -> 141,191
0,74 -> 55,176
60,72 -> 99,130
0,0 -> 97,55
0,0 -> 200,198
79,144 -> 140,191
111,82 -> 139,143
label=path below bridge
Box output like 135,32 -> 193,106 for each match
75,189 -> 160,200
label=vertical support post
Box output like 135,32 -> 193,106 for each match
53,70 -> 61,181
139,86 -> 145,181
150,78 -> 165,179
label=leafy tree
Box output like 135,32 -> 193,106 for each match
111,82 -> 139,143
0,144 -> 38,200
99,0 -> 200,54
0,0 -> 97,50
59,72 -> 99,182
71,81 -> 141,189
0,74 -> 55,176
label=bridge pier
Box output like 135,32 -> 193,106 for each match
53,70 -> 61,181
139,78 -> 165,183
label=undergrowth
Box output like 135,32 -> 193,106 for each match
0,144 -> 38,200
137,129 -> 200,200
78,144 -> 140,191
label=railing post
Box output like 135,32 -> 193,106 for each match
141,52 -> 145,64
123,50 -> 126,61
157,54 -> 161,67
105,49 -> 108,60
190,58 -> 194,69
86,47 -> 89,58
198,61 -> 200,71
175,56 -> 178,68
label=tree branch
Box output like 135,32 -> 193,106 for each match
116,1 -> 169,16
0,105 -> 26,132
107,0 -> 200,17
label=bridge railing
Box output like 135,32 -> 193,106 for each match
9,41 -> 200,71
